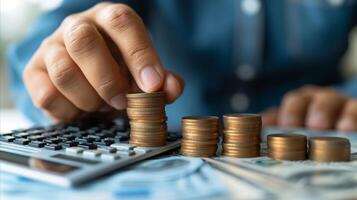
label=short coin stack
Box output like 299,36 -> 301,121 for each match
309,137 -> 350,162
126,92 -> 167,147
267,133 -> 307,161
180,116 -> 219,157
222,114 -> 261,158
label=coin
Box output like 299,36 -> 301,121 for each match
126,92 -> 167,147
126,91 -> 166,98
308,137 -> 350,162
180,116 -> 219,157
267,133 -> 307,161
222,113 -> 261,158
267,152 -> 306,161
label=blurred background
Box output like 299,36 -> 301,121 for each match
0,0 -> 62,109
1,0 -> 357,110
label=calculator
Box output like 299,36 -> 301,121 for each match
0,118 -> 181,187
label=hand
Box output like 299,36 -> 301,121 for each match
262,86 -> 357,132
23,2 -> 184,122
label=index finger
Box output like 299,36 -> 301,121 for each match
90,3 -> 165,92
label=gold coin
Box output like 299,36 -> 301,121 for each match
308,153 -> 350,162
268,143 -> 306,151
182,134 -> 219,141
268,151 -> 306,161
130,126 -> 167,132
223,129 -> 261,134
180,149 -> 217,157
224,120 -> 262,126
223,132 -> 260,140
127,100 -> 165,108
181,139 -> 218,145
223,142 -> 260,149
181,144 -> 217,150
267,133 -> 307,145
182,124 -> 219,132
223,113 -> 261,121
223,150 -> 260,158
309,137 -> 350,148
182,116 -> 219,125
130,135 -> 166,141
130,132 -> 167,137
126,91 -> 166,98
130,118 -> 167,123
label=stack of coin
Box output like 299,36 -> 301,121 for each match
126,92 -> 167,147
309,137 -> 350,162
267,133 -> 307,161
222,114 -> 261,158
181,116 -> 219,157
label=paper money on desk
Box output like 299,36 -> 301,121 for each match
0,156 -> 227,200
210,127 -> 357,200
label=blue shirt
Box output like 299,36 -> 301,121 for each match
7,0 -> 357,129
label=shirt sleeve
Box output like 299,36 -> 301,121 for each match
6,0 -> 138,125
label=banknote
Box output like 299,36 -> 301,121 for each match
211,127 -> 357,200
0,156 -> 228,200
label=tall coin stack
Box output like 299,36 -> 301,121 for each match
181,116 -> 219,157
267,133 -> 307,161
126,92 -> 167,147
309,137 -> 350,162
222,114 -> 261,158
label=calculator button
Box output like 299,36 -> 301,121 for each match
66,147 -> 84,154
101,153 -> 120,161
0,133 -> 13,136
75,138 -> 87,143
28,135 -> 45,141
44,144 -> 62,150
83,150 -> 101,158
14,132 -> 31,138
62,135 -> 75,141
117,150 -> 135,156
13,138 -> 30,145
61,141 -> 78,148
44,138 -> 62,144
110,143 -> 135,151
0,136 -> 15,142
78,143 -> 97,149
98,146 -> 117,153
27,130 -> 43,135
84,137 -> 96,143
29,141 -> 45,148
88,135 -> 101,141
133,147 -> 154,154
103,138 -> 115,144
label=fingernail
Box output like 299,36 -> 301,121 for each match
110,94 -> 127,110
307,113 -> 328,129
140,66 -> 162,92
337,118 -> 356,131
